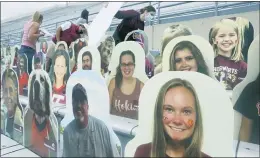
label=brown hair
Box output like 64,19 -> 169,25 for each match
151,78 -> 203,157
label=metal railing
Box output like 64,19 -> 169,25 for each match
1,1 -> 259,47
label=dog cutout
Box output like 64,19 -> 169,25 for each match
1,68 -> 24,144
98,35 -> 115,76
24,69 -> 58,157
17,54 -> 29,96
60,70 -> 122,157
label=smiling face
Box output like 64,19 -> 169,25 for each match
120,54 -> 135,78
173,48 -> 198,72
213,24 -> 238,55
162,86 -> 196,142
54,55 -> 67,82
3,78 -> 18,118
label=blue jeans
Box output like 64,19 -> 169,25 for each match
19,45 -> 35,74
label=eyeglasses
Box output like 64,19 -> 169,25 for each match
120,63 -> 135,67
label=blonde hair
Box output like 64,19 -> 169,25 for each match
161,24 -> 192,55
235,17 -> 250,55
32,11 -> 43,23
209,19 -> 243,62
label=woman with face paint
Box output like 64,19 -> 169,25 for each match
113,5 -> 156,45
134,78 -> 210,157
169,41 -> 209,76
108,50 -> 144,120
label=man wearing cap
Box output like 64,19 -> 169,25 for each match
63,83 -> 118,157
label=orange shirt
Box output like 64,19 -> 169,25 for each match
31,115 -> 50,157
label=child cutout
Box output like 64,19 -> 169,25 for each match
210,19 -> 247,90
60,70 -> 122,157
17,54 -> 29,96
125,71 -> 234,157
1,68 -> 24,144
162,35 -> 215,79
77,47 -> 101,72
24,69 -> 58,157
49,49 -> 71,105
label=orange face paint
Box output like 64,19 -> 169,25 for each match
187,119 -> 194,128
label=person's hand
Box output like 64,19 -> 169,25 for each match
39,32 -> 45,37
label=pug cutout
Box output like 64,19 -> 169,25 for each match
24,69 -> 58,157
17,54 -> 29,96
60,70 -> 122,157
232,35 -> 259,141
125,71 -> 234,157
71,38 -> 88,73
162,35 -> 216,79
49,49 -> 71,106
32,52 -> 45,70
107,41 -> 148,85
77,46 -> 101,72
98,35 -> 115,76
1,68 -> 24,144
125,30 -> 155,78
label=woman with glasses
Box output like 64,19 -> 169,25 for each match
108,50 -> 144,120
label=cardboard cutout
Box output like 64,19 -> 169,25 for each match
60,70 -> 122,157
232,35 -> 259,141
125,71 -> 234,157
54,41 -> 69,52
209,18 -> 248,90
162,35 -> 216,79
32,52 -> 45,70
13,45 -> 20,67
24,69 -> 58,157
71,38 -> 88,72
98,35 -> 115,76
77,46 -> 101,72
209,17 -> 254,63
17,54 -> 29,96
107,41 -> 148,85
49,49 -> 71,106
39,39 -> 48,54
125,30 -> 155,78
1,68 -> 24,144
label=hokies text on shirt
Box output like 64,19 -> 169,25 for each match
114,99 -> 138,112
214,66 -> 238,74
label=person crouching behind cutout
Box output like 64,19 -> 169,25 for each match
134,78 -> 210,157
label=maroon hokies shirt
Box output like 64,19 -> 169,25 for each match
214,55 -> 247,90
